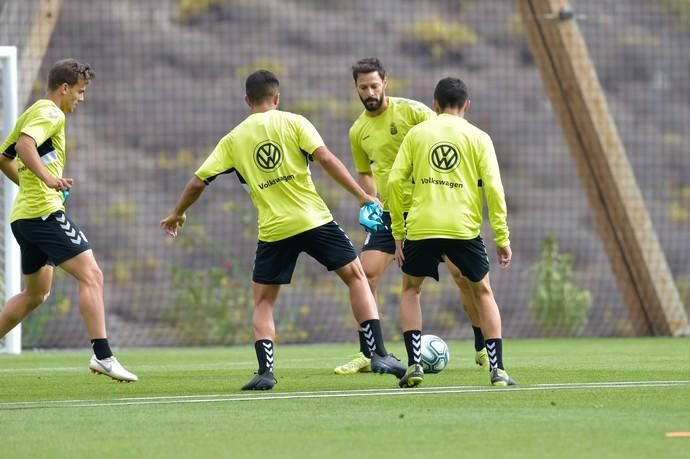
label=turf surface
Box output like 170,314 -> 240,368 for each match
1,338 -> 689,458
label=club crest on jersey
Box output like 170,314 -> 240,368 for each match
254,141 -> 283,171
389,123 -> 398,135
429,143 -> 460,172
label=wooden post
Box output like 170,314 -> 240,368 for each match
517,0 -> 689,335
0,0 -> 63,108
18,0 -> 64,108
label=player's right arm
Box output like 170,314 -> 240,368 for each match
161,134 -> 233,237
387,133 -> 414,243
16,134 -> 72,191
159,176 -> 205,237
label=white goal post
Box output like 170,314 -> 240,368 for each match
0,46 -> 21,354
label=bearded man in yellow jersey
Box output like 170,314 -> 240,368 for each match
388,77 -> 516,388
0,59 -> 137,382
334,58 -> 489,375
160,70 -> 406,390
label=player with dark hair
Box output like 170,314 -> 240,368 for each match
0,59 -> 137,382
334,58 -> 489,375
389,76 -> 516,388
160,69 -> 406,390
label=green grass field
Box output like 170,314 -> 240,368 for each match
1,338 -> 689,458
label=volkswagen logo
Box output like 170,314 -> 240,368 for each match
254,141 -> 283,171
429,143 -> 460,172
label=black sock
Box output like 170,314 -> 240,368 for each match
403,330 -> 422,366
254,339 -> 274,373
358,329 -> 371,358
90,338 -> 113,360
485,338 -> 504,370
360,319 -> 388,357
472,326 -> 485,351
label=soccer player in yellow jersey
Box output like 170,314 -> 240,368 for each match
0,59 -> 137,382
160,70 -> 406,390
388,77 -> 516,388
334,58 -> 489,375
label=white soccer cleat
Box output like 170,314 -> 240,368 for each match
89,355 -> 138,382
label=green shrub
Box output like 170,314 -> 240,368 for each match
659,0 -> 690,30
404,19 -> 478,62
528,235 -> 592,336
168,265 -> 253,345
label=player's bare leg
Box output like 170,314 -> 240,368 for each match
445,258 -> 489,368
360,249 -> 394,293
0,265 -> 53,338
467,273 -> 515,386
399,273 -> 425,387
60,250 -> 106,338
243,282 -> 281,390
334,250 -> 393,374
335,258 -> 406,378
60,250 -> 137,382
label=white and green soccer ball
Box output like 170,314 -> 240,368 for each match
420,334 -> 450,373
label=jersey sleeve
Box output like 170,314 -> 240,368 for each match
477,132 -> 510,248
295,115 -> 325,155
20,104 -> 63,151
387,133 -> 414,240
195,134 -> 235,184
349,125 -> 371,174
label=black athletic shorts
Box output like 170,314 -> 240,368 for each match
361,211 -> 398,254
10,211 -> 91,275
253,221 -> 357,284
401,236 -> 490,282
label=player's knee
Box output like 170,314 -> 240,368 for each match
470,277 -> 493,297
83,264 -> 104,287
26,289 -> 50,307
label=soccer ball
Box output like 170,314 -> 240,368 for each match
420,334 -> 450,373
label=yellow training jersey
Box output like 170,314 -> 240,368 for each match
0,99 -> 66,222
388,113 -> 510,248
349,97 -> 434,211
195,110 -> 333,242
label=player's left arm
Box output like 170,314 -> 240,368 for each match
357,172 -> 377,196
478,133 -> 510,253
313,145 -> 377,206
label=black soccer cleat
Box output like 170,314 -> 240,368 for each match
370,353 -> 407,379
241,370 -> 277,390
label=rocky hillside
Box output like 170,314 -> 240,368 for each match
5,0 -> 689,346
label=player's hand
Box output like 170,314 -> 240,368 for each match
45,176 -> 73,192
359,194 -> 381,208
160,213 -> 186,238
497,245 -> 512,268
394,239 -> 405,267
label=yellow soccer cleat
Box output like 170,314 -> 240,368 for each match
399,364 -> 424,388
334,352 -> 371,374
475,347 -> 489,368
490,368 -> 517,387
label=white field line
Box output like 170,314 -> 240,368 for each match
1,380 -> 687,410
0,357 -> 330,373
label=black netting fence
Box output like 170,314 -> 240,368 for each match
1,0 -> 688,349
